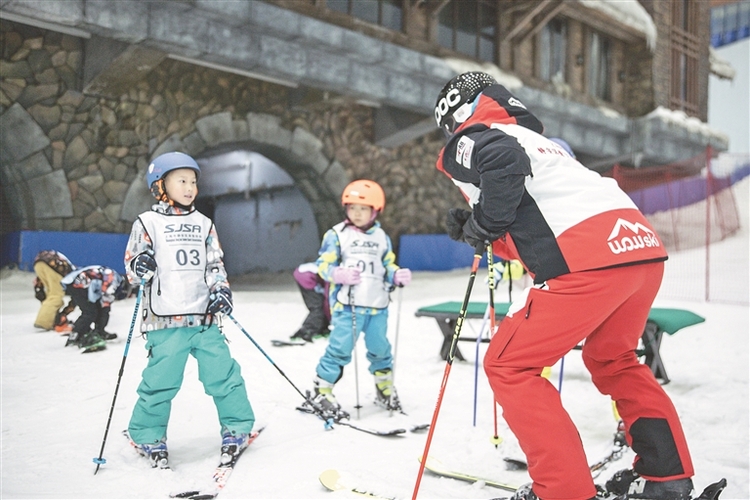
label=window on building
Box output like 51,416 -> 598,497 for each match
539,18 -> 567,83
326,0 -> 403,31
669,0 -> 700,115
437,0 -> 497,63
588,31 -> 611,101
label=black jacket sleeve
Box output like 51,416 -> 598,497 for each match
472,129 -> 531,234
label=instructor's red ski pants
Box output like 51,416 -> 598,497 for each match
484,262 -> 693,500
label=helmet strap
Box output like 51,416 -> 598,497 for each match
150,179 -> 169,203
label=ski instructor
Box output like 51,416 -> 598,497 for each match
434,72 -> 695,500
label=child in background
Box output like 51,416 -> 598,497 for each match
32,250 -> 75,332
61,265 -> 130,352
290,262 -> 330,342
309,180 -> 412,418
124,151 -> 255,469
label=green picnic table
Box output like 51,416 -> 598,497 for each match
415,301 -> 705,384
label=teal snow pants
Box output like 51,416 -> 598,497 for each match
128,324 -> 254,445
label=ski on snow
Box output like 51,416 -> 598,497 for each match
420,455 -> 519,491
270,339 -> 307,347
418,456 -> 727,500
169,427 -> 264,500
295,403 -> 411,437
319,469 -> 397,499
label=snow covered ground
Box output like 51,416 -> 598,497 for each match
1,180 -> 748,500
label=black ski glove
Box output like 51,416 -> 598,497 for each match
446,208 -> 472,241
462,216 -> 501,250
133,251 -> 157,281
207,288 -> 233,316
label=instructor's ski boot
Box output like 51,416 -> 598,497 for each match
499,482 -> 610,500
606,469 -> 694,500
374,369 -> 402,412
220,429 -> 250,464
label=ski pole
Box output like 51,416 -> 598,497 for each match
506,260 -> 513,302
349,288 -> 362,419
472,302 -> 491,427
412,245 -> 483,500
93,278 -> 145,475
227,314 -> 310,403
558,356 -> 565,393
391,285 -> 404,418
486,246 -> 502,447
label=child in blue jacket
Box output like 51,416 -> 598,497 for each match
310,180 -> 411,417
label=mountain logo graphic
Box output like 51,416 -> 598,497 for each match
607,218 -> 660,254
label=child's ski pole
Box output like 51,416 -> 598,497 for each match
228,314 -> 310,403
93,279 -> 145,475
349,288 -> 362,419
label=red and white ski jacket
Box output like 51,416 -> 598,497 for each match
436,85 -> 667,284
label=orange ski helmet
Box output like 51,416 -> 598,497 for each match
341,180 -> 385,212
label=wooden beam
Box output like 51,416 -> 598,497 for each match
500,0 -> 552,42
519,1 -> 565,45
426,0 -> 452,18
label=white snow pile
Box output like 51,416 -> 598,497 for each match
709,47 -> 737,81
647,106 -> 730,142
577,0 -> 657,51
443,57 -> 524,90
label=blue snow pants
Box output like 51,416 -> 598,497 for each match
316,306 -> 391,384
128,325 -> 254,445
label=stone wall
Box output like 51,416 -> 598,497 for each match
0,20 -> 464,250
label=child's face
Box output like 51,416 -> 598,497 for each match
164,168 -> 197,206
346,203 -> 373,228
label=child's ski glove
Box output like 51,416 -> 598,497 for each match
207,288 -> 233,316
394,268 -> 412,287
332,267 -> 361,285
133,251 -> 157,281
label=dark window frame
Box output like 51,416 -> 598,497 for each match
538,17 -> 568,83
669,0 -> 700,116
326,0 -> 404,32
587,29 -> 612,102
436,0 -> 498,63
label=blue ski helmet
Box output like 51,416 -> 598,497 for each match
146,152 -> 201,190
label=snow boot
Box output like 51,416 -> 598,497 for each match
374,369 -> 402,412
496,482 -> 609,500
291,329 -> 315,342
96,329 -> 118,341
78,330 -> 107,353
220,429 -> 250,464
136,438 -> 169,468
606,469 -> 694,500
311,376 -> 345,420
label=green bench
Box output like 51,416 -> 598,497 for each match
415,301 -> 705,384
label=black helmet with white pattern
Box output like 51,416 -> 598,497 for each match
434,72 -> 497,137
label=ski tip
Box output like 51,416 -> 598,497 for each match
319,469 -> 343,491
695,478 -> 727,500
170,490 -> 201,498
503,457 -> 527,471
